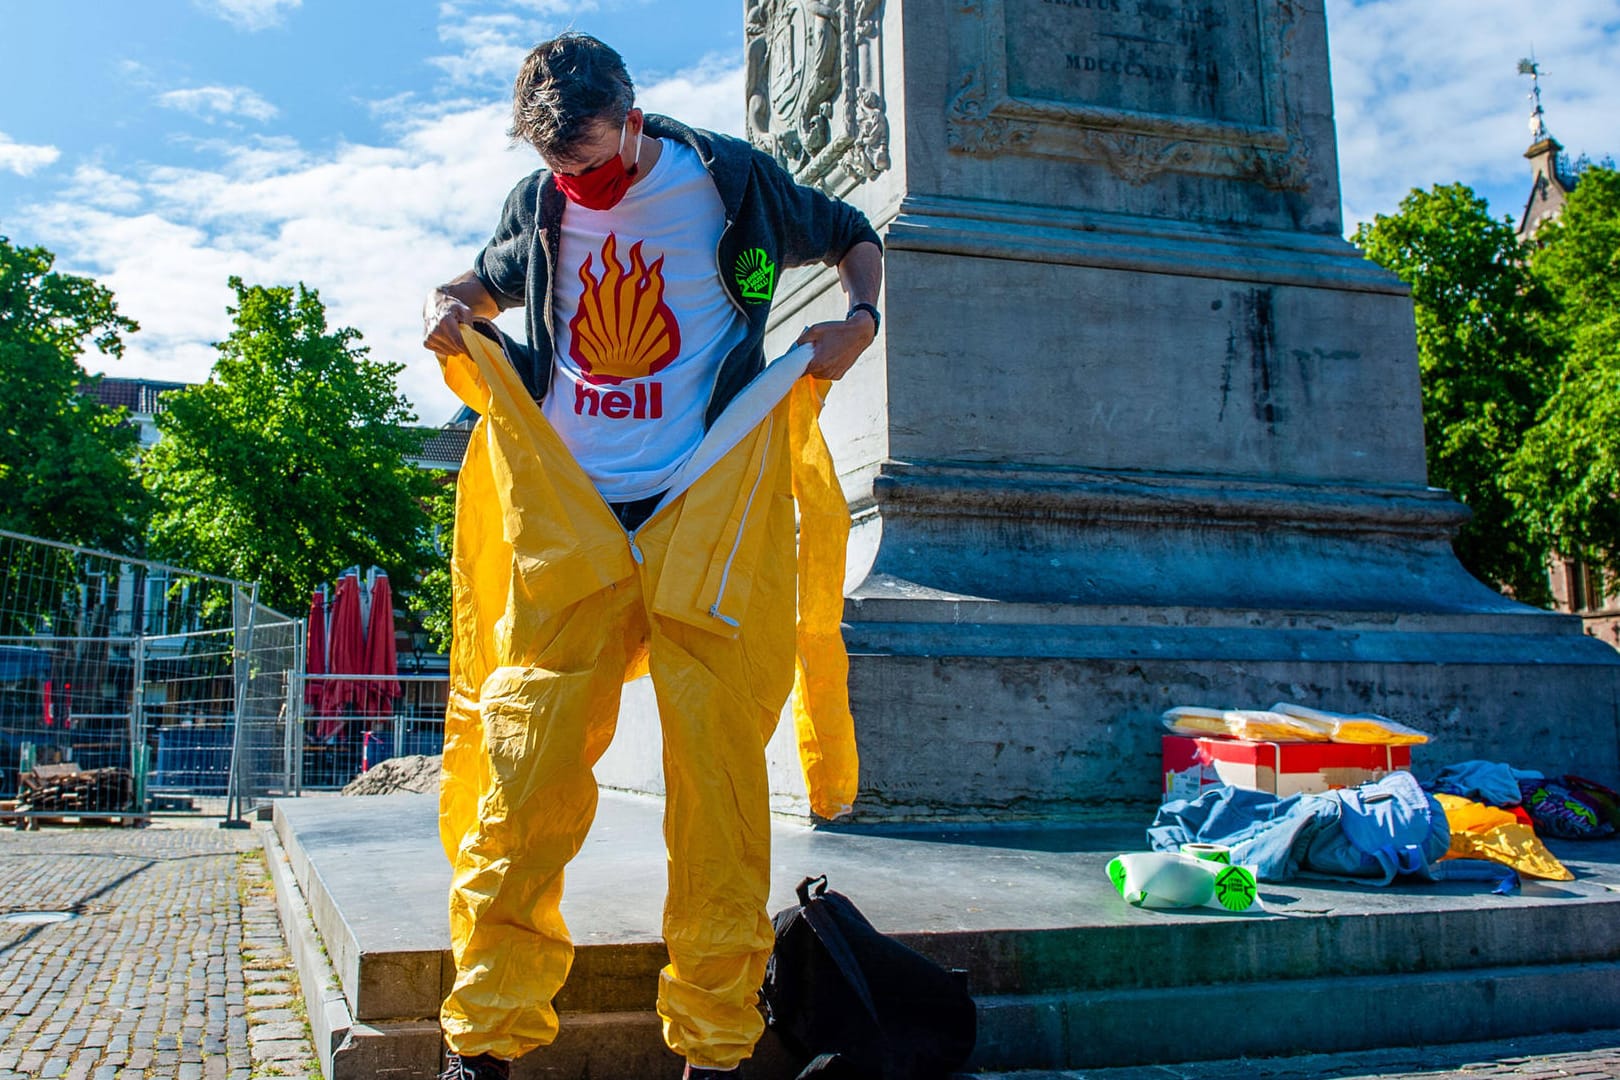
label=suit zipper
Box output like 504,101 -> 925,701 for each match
610,219 -> 752,567
707,415 -> 774,628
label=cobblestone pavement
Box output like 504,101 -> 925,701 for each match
0,820 -> 320,1080
978,1028 -> 1620,1079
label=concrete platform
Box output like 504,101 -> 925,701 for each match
267,790 -> 1620,1080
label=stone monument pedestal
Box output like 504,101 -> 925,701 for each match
600,0 -> 1620,821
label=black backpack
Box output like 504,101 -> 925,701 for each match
762,875 -> 978,1080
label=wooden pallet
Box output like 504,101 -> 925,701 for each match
16,763 -> 135,818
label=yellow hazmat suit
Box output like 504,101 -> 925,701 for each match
436,327 -> 859,1067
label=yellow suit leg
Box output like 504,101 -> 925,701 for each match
440,581 -> 647,1060
635,416 -> 799,1069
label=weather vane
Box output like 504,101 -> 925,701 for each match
1517,54 -> 1549,142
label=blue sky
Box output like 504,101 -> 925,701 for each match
1,0 -> 1617,422
0,1 -> 740,192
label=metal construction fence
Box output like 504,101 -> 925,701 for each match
298,673 -> 448,789
0,529 -> 299,821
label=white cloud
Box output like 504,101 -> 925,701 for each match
158,85 -> 280,123
24,102 -> 536,423
1325,0 -> 1620,229
430,2 -> 599,87
64,165 -> 146,211
432,13 -> 539,86
639,56 -> 745,136
0,132 -> 61,177
195,0 -> 301,32
507,0 -> 586,11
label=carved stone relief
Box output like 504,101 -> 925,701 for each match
947,0 -> 1311,193
946,65 -> 1036,157
746,0 -> 890,194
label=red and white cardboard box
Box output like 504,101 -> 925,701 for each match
1162,735 -> 1412,801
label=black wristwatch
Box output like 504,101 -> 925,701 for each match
847,302 -> 881,336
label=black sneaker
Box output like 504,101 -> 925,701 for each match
440,1051 -> 511,1080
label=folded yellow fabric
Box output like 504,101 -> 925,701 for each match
1270,702 -> 1431,745
1434,793 -> 1573,880
1162,706 -> 1330,743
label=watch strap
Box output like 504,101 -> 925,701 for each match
847,302 -> 881,335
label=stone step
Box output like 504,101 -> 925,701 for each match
267,792 -> 1620,1080
975,961 -> 1620,1071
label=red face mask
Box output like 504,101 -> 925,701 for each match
554,124 -> 641,211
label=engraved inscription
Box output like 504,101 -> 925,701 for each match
1007,0 -> 1264,126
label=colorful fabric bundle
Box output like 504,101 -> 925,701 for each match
1518,777 -> 1618,840
1563,775 -> 1620,829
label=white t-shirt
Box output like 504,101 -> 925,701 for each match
543,139 -> 747,503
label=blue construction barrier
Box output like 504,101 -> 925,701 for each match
151,725 -> 232,792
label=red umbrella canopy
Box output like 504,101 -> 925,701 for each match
361,573 -> 400,717
321,575 -> 366,724
304,590 -> 328,712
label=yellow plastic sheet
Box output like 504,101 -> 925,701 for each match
1162,704 -> 1432,745
1435,793 -> 1573,881
1271,702 -> 1431,745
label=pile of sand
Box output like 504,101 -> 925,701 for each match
341,754 -> 443,796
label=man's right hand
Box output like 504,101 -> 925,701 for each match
423,289 -> 475,357
422,271 -> 503,357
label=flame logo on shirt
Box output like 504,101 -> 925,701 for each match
568,235 -> 682,385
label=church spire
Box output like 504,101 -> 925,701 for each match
1518,55 -> 1551,143
1516,54 -> 1569,240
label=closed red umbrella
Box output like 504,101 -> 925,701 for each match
304,589 -> 328,712
320,574 -> 365,736
361,573 -> 400,717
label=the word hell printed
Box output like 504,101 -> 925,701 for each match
575,380 -> 664,420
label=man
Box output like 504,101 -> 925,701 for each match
422,32 -> 881,1080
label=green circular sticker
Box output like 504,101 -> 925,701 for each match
1212,865 -> 1258,911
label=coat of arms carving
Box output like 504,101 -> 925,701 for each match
746,0 -> 890,194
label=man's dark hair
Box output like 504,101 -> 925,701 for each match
510,33 -> 636,162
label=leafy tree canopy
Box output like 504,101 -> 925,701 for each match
0,236 -> 146,552
406,478 -> 456,656
143,277 -> 435,615
1352,184 -> 1556,603
1508,167 -> 1620,574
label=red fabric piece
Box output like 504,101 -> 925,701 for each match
319,575 -> 365,737
361,574 -> 400,717
304,590 -> 328,712
1509,805 -> 1535,828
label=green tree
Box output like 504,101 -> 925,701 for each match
1508,166 -> 1620,579
1353,184 -> 1556,603
144,278 -> 435,615
0,236 -> 146,551
407,478 -> 456,655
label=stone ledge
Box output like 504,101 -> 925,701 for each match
872,462 -> 1469,536
879,195 -> 1404,295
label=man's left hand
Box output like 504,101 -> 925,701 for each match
797,311 -> 877,381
